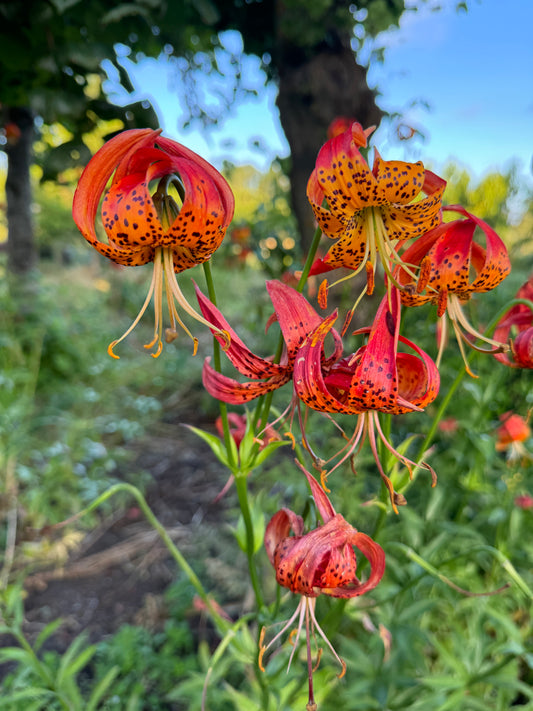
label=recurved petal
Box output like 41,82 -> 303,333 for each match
264,508 -> 304,567
272,515 -> 355,596
348,289 -> 401,412
426,219 -> 476,293
163,158 -> 229,261
326,531 -> 385,598
319,216 -> 367,271
157,135 -> 235,227
266,281 -> 326,361
394,340 -> 440,413
294,313 -> 355,414
446,206 -> 511,292
512,327 -> 533,368
202,358 -> 291,404
296,463 -> 336,523
307,169 -> 347,237
383,189 -> 444,241
372,150 -> 425,205
102,170 -> 163,248
313,125 -> 378,212
195,285 -> 288,379
73,128 -> 159,264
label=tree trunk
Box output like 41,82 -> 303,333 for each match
276,31 -> 382,252
5,106 -> 37,277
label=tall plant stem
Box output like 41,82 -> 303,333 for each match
202,260 -> 237,472
202,261 -> 264,610
234,474 -> 265,610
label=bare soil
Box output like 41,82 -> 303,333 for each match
17,416 -> 240,654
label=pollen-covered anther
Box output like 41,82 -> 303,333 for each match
393,491 -> 408,507
165,328 -> 179,343
365,260 -> 375,295
318,279 -> 329,310
437,288 -> 448,318
416,255 -> 432,293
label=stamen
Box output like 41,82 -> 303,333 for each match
163,248 -> 230,351
448,295 -> 509,350
307,599 -> 347,678
436,288 -> 448,318
365,260 -> 375,295
435,314 -> 447,369
320,469 -> 331,493
417,256 -> 432,293
318,279 -> 329,309
107,251 -> 160,359
258,601 -> 303,672
367,413 -> 398,513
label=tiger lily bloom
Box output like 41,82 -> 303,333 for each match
495,411 -> 531,463
493,276 -> 533,369
260,464 -> 385,708
294,287 -> 439,511
396,205 -> 511,373
73,128 -> 234,358
196,280 -> 343,404
306,122 -> 446,296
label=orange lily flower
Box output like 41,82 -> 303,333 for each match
493,276 -> 533,369
307,122 -> 446,295
495,411 -> 531,463
73,128 -> 234,357
260,464 -> 385,708
294,287 -> 439,510
396,205 -> 511,373
196,280 -> 343,404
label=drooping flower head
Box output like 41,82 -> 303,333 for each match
495,411 -> 531,463
493,276 -> 533,369
396,205 -> 511,373
293,287 -> 440,510
307,122 -> 446,297
260,464 -> 385,708
73,128 -> 234,357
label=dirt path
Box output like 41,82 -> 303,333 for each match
20,420 -> 237,651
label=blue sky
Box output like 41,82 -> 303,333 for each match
114,0 -> 532,181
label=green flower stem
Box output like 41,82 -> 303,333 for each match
202,260 -> 237,473
414,290 -> 515,467
416,360 -> 468,464
202,261 -> 264,611
234,473 -> 265,610
487,297 -> 533,327
297,224 -> 323,292
57,483 -> 232,636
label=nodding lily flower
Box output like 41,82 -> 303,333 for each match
495,411 -> 531,464
493,277 -> 533,369
196,280 -> 343,404
306,121 -> 446,300
294,287 -> 439,511
396,205 -> 511,374
260,464 -> 385,709
73,128 -> 234,358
